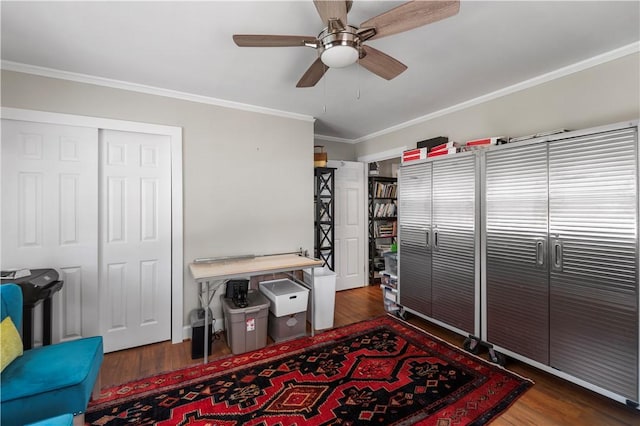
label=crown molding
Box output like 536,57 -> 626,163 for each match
357,146 -> 408,163
348,41 -> 640,144
3,41 -> 637,144
314,134 -> 354,144
0,60 -> 315,123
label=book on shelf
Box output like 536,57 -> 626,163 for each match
427,147 -> 458,158
373,201 -> 397,218
374,182 -> 397,198
402,147 -> 428,163
417,136 -> 448,150
430,141 -> 460,153
376,244 -> 392,254
465,136 -> 508,149
374,221 -> 397,238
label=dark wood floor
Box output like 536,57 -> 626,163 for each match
100,285 -> 639,425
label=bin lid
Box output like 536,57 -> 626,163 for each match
221,290 -> 270,313
189,308 -> 214,327
260,279 -> 308,295
302,267 -> 336,277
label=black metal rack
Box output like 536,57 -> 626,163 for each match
314,167 -> 336,271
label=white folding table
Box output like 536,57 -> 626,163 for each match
189,253 -> 323,363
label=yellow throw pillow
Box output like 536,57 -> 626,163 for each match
1,316 -> 23,372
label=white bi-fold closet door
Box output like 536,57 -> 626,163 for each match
1,121 -> 99,343
100,129 -> 172,352
1,119 -> 172,352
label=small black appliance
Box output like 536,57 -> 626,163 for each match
225,279 -> 249,308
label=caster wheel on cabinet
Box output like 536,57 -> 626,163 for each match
488,348 -> 507,366
463,337 -> 481,355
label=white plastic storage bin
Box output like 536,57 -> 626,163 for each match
380,284 -> 399,313
221,291 -> 270,355
383,252 -> 398,276
259,279 -> 309,317
380,272 -> 397,290
268,311 -> 306,342
303,267 -> 337,330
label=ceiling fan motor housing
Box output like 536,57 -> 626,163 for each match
318,25 -> 362,68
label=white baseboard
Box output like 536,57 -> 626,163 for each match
181,324 -> 225,342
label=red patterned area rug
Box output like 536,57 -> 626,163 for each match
86,315 -> 532,425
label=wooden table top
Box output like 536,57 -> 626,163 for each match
189,254 -> 323,281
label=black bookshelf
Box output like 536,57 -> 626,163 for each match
314,167 -> 336,271
368,176 -> 397,283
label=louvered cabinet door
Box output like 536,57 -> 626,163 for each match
398,162 -> 432,316
484,143 -> 550,364
431,155 -> 477,333
548,128 -> 639,402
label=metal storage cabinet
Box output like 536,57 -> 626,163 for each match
484,143 -> 550,364
398,162 -> 432,315
483,123 -> 639,406
548,127 -> 638,402
431,156 -> 478,334
398,152 -> 479,337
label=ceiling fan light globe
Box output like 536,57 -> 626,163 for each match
321,45 -> 359,68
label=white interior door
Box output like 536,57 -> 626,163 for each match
328,160 -> 366,291
100,129 -> 172,352
1,119 -> 99,343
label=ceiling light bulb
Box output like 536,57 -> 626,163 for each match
321,45 -> 359,68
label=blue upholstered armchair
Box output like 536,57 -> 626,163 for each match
1,283 -> 104,426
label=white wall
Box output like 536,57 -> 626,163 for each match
0,70 -> 315,331
355,53 -> 640,157
314,138 -> 357,162
3,50 -> 638,338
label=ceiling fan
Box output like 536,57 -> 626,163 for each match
233,0 -> 460,87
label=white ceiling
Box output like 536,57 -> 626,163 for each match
1,1 -> 639,142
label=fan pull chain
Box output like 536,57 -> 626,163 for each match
323,65 -> 327,113
356,61 -> 361,100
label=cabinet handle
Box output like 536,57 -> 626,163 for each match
425,229 -> 430,248
535,239 -> 546,267
551,239 -> 563,272
433,229 -> 439,251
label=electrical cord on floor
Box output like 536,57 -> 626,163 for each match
212,319 -> 221,340
207,283 -> 225,342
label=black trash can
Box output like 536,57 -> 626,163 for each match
189,308 -> 213,359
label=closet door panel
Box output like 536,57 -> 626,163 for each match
485,143 -> 550,363
1,119 -> 99,342
431,155 -> 476,333
100,130 -> 173,353
398,162 -> 432,315
549,128 -> 638,401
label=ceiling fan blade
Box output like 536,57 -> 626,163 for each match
359,45 -> 407,80
359,0 -> 460,41
297,58 -> 328,88
313,0 -> 348,27
233,34 -> 317,47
